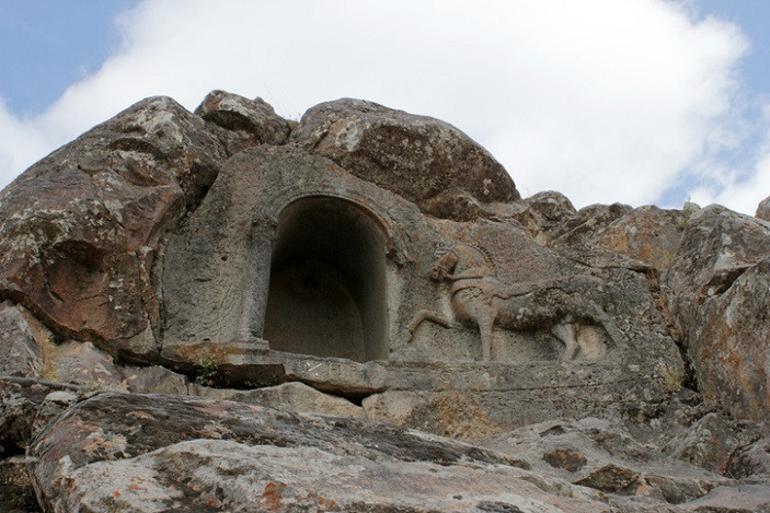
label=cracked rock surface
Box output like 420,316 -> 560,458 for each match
0,91 -> 769,512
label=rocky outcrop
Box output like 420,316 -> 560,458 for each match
1,90 -> 769,512
666,205 -> 770,421
195,89 -> 292,152
0,383 -> 761,513
591,206 -> 688,273
0,97 -> 227,359
28,391 -> 607,513
0,301 -> 42,378
727,435 -> 770,479
291,98 -> 519,217
0,92 -> 293,362
757,195 -> 770,222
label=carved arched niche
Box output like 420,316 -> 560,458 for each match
256,196 -> 390,362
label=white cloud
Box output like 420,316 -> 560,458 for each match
0,0 -> 758,212
689,104 -> 770,214
0,100 -> 50,183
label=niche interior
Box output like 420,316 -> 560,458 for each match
263,197 -> 389,362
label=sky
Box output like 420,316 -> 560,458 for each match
0,0 -> 769,215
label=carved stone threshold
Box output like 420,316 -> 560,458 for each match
159,339 -> 675,400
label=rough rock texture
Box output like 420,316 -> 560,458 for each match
48,340 -> 125,389
120,364 -> 189,395
0,456 -> 39,513
757,195 -> 770,221
29,392 -> 609,513
0,92 -> 291,361
727,435 -> 770,479
1,91 -> 769,512
291,98 -> 519,216
222,382 -> 364,417
482,411 -> 770,511
591,206 -> 688,273
666,205 -> 770,421
0,301 -> 42,378
195,89 -> 292,152
665,412 -> 755,474
0,97 -> 226,359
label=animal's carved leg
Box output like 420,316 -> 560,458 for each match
580,303 -> 627,349
406,310 -> 453,342
552,321 -> 577,361
477,311 -> 495,361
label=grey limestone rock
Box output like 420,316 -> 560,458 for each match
0,90 -> 769,512
666,205 -> 770,421
195,89 -> 292,151
225,381 -> 364,418
726,435 -> 770,479
757,195 -> 770,221
291,97 -> 520,217
0,302 -> 42,378
120,364 -> 189,395
29,391 -> 608,513
49,341 -> 124,390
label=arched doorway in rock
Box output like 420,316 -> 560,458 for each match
263,196 -> 389,362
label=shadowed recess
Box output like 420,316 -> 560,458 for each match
264,197 -> 388,362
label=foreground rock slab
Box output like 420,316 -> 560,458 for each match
30,391 -> 611,513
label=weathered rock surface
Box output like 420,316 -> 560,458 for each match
48,340 -> 125,389
1,91 -> 769,512
291,98 -> 519,216
666,205 -> 770,421
665,412 -> 755,474
223,382 -> 364,417
727,435 -> 770,479
757,195 -> 770,222
591,206 -> 687,273
195,89 -> 292,152
29,392 -> 608,513
10,389 -> 765,513
0,97 -> 228,360
0,456 -> 39,513
482,414 -> 770,512
0,302 -> 42,378
120,364 -> 189,395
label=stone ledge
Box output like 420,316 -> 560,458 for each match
160,339 -> 679,398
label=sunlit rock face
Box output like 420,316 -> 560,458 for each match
1,90 -> 769,513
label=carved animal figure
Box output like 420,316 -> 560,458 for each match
407,243 -> 622,361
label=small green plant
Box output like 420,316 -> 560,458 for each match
195,353 -> 220,387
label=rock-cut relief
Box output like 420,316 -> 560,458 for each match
407,242 -> 623,361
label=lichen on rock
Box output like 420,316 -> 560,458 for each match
0,90 -> 769,513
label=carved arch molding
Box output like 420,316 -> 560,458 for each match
241,186 -> 410,361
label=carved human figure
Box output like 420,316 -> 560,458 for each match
407,243 -> 621,361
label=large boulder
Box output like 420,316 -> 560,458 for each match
756,195 -> 770,222
47,341 -> 124,389
591,206 -> 688,273
291,98 -> 519,217
0,97 -> 229,359
727,435 -> 770,479
665,412 -> 754,474
1,91 -> 769,512
29,391 -> 609,513
666,205 -> 770,421
0,92 -> 294,361
194,90 -> 292,152
0,301 -> 42,378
